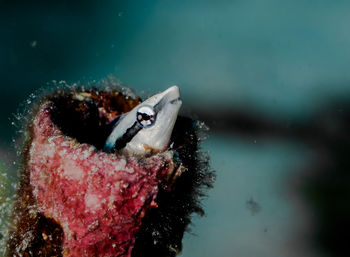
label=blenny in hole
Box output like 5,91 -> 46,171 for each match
5,80 -> 214,257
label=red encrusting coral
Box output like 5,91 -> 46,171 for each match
29,103 -> 174,257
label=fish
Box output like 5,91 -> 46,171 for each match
104,85 -> 182,155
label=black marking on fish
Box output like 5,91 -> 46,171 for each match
109,121 -> 143,153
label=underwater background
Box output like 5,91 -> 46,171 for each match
1,0 -> 350,256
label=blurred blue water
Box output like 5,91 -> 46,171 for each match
2,0 -> 350,126
113,0 -> 350,118
181,133 -> 321,257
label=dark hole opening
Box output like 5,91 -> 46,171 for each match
48,89 -> 138,150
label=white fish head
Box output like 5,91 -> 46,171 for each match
104,86 -> 182,155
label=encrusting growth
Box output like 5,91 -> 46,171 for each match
6,80 -> 214,257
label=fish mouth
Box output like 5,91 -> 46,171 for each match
164,86 -> 181,106
170,97 -> 182,105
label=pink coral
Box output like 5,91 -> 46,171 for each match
29,103 -> 174,257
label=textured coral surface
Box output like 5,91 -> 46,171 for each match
29,103 -> 174,257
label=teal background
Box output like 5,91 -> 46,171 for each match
1,1 -> 350,256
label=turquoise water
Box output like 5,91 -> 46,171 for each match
181,133 -> 321,257
2,0 -> 350,144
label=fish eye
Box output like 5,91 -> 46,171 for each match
136,105 -> 156,128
